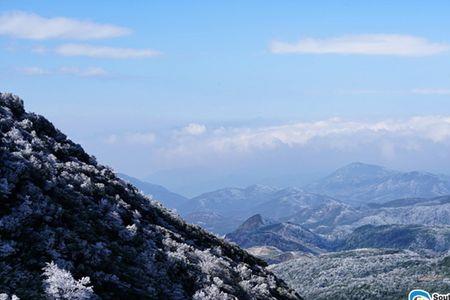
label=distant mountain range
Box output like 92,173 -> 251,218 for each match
124,162 -> 450,234
227,213 -> 450,255
183,186 -> 340,234
305,162 -> 450,204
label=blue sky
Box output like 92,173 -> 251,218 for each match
2,1 -> 450,195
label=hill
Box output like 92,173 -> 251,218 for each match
0,93 -> 300,299
226,215 -> 330,254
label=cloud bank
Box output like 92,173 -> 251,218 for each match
150,117 -> 450,165
270,34 -> 449,56
181,123 -> 207,136
0,11 -> 131,40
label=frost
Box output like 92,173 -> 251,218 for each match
192,285 -> 233,300
42,262 -> 94,300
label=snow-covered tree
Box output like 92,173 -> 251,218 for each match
42,262 -> 94,300
0,293 -> 19,300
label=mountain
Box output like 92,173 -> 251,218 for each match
333,195 -> 450,235
180,185 -> 278,234
183,185 -> 278,215
0,93 -> 300,299
183,186 -> 341,234
306,162 -> 450,205
270,248 -> 450,300
339,224 -> 450,253
367,195 -> 450,209
118,173 -> 188,211
226,215 -> 330,254
227,213 -> 450,259
281,199 -> 361,234
251,188 -> 339,220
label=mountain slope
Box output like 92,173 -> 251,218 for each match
270,248 -> 450,300
226,215 -> 330,254
306,162 -> 450,204
0,93 -> 300,299
118,173 -> 188,211
339,224 -> 450,253
252,188 -> 339,220
332,195 -> 450,235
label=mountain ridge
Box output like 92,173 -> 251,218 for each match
305,162 -> 450,204
117,173 -> 189,211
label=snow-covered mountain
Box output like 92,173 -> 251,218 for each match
227,213 -> 450,257
282,200 -> 361,234
0,93 -> 300,299
339,224 -> 450,253
305,162 -> 450,204
225,215 -> 331,254
183,185 -> 278,215
332,195 -> 450,236
118,173 -> 189,211
181,163 -> 450,234
252,188 -> 339,220
270,248 -> 450,300
183,186 -> 341,234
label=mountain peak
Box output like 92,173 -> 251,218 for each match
325,162 -> 395,181
235,214 -> 266,232
306,161 -> 450,205
0,92 -> 25,116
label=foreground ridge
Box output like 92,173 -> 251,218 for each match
0,93 -> 301,299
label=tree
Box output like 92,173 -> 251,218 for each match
42,262 -> 94,300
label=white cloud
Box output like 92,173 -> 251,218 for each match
161,116 -> 450,160
412,88 -> 450,95
270,34 -> 449,56
16,66 -> 109,77
0,11 -> 131,40
182,123 -> 207,136
55,43 -> 161,59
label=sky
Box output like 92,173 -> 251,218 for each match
1,1 -> 450,196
